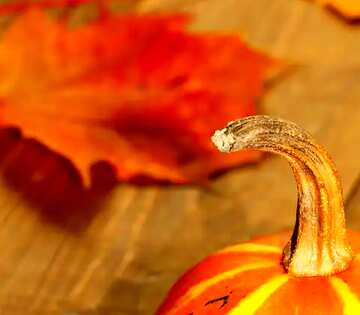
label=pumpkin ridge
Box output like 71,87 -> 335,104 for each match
166,261 -> 278,315
218,243 -> 282,255
227,274 -> 289,315
330,276 -> 360,314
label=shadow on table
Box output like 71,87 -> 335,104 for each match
0,128 -> 117,233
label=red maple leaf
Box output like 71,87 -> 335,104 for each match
0,9 -> 278,186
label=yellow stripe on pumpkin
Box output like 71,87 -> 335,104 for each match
228,274 -> 288,315
330,277 -> 360,314
218,243 -> 282,254
168,261 -> 277,315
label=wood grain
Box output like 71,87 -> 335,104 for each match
1,0 -> 360,314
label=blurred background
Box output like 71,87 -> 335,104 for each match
1,0 -> 360,314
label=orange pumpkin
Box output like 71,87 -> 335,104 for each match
156,116 -> 360,315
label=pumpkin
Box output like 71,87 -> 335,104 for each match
156,115 -> 360,315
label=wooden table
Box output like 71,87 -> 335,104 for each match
2,0 -> 360,314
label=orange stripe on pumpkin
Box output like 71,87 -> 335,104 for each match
166,261 -> 277,315
335,253 -> 360,299
157,252 -> 281,314
227,274 -> 288,315
218,243 -> 282,254
254,275 -> 344,314
330,276 -> 360,314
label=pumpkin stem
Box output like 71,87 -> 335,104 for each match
212,115 -> 353,277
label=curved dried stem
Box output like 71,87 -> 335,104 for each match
212,115 -> 353,277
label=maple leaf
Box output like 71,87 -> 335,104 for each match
0,9 -> 278,186
314,0 -> 360,20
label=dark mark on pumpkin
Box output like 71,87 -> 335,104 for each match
204,293 -> 231,309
